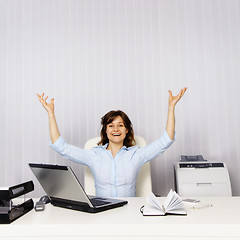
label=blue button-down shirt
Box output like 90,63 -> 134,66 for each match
49,130 -> 174,197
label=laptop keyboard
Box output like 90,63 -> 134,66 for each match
90,198 -> 111,206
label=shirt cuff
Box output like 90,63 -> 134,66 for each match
162,130 -> 176,146
49,136 -> 65,152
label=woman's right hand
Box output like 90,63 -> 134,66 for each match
37,93 -> 55,114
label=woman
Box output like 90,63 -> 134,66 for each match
37,88 -> 187,197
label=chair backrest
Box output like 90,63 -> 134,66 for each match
84,136 -> 152,197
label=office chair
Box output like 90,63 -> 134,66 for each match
84,136 -> 152,197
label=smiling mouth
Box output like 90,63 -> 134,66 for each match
112,133 -> 121,136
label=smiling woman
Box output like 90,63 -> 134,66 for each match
98,110 -> 135,146
99,111 -> 134,158
36,88 -> 187,197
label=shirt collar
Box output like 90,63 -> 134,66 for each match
100,143 -> 129,151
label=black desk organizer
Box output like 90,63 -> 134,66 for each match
0,180 -> 34,224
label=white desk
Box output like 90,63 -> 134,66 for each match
1,197 -> 240,239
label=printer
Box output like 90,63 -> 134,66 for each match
174,155 -> 232,196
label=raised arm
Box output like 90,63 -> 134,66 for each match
37,93 -> 60,144
166,88 -> 187,140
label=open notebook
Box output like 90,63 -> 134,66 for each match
141,189 -> 187,216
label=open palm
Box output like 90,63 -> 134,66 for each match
168,88 -> 187,109
37,93 -> 55,113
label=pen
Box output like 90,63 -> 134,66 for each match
193,204 -> 213,209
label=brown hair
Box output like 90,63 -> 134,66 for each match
98,110 -> 135,147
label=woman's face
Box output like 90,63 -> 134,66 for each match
106,116 -> 128,145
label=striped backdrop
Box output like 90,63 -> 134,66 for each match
0,0 -> 239,197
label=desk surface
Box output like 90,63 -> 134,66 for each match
1,197 -> 240,239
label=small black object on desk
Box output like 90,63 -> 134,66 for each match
0,180 -> 34,224
35,195 -> 51,212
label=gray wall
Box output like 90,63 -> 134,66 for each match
0,0 -> 240,197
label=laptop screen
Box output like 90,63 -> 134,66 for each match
29,163 -> 92,205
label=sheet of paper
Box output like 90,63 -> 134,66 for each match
147,192 -> 164,212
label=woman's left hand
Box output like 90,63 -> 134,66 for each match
168,87 -> 187,110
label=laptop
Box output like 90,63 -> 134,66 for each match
29,163 -> 128,213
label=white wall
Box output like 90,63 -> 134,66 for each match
0,0 -> 239,197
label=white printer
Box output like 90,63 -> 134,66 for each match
174,155 -> 232,196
